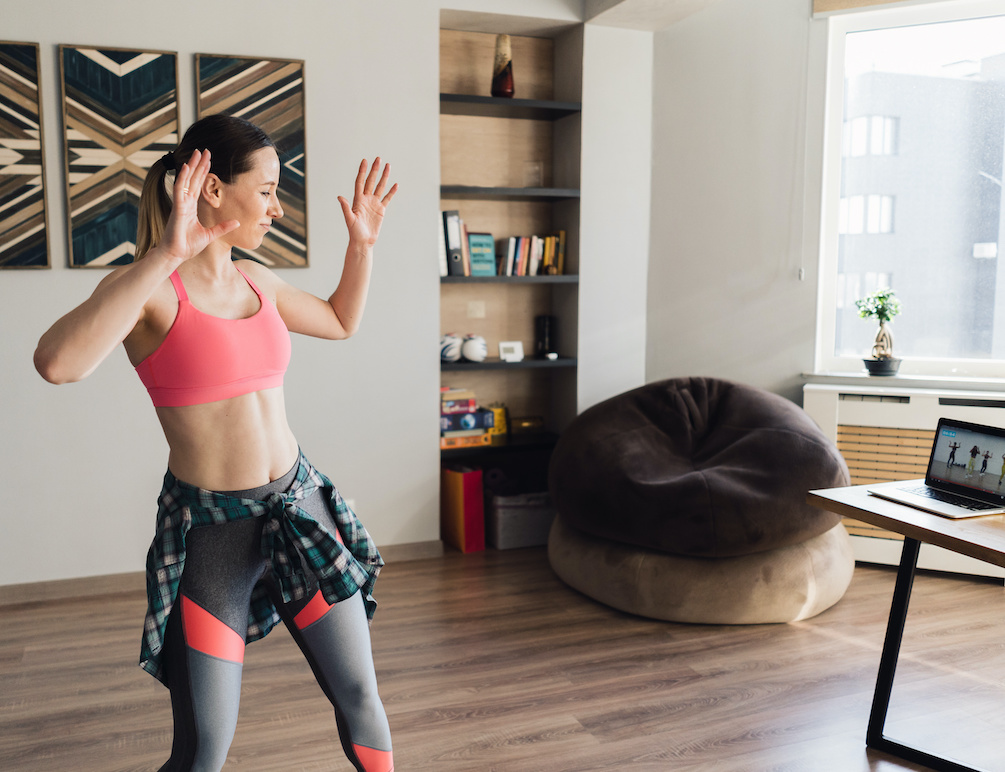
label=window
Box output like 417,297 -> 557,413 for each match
838,194 -> 893,234
818,0 -> 1005,376
842,115 -> 898,157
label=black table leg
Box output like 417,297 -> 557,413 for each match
866,537 -> 990,772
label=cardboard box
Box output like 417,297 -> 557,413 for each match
487,492 -> 556,550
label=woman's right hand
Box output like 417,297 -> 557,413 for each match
156,149 -> 240,264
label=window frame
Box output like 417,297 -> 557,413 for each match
816,0 -> 1005,379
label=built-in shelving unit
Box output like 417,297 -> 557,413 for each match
439,23 -> 582,461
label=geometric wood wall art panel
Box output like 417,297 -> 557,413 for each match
0,41 -> 50,269
59,45 -> 179,268
196,54 -> 307,267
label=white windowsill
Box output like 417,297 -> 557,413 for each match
804,371 -> 1005,394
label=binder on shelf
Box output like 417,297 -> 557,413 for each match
440,466 -> 486,553
437,210 -> 448,277
442,210 -> 465,276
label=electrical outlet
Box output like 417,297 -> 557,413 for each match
467,300 -> 486,319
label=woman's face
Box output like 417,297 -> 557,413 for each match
216,146 -> 284,250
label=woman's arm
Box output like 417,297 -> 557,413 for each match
34,253 -> 181,383
34,149 -> 238,383
270,158 -> 397,339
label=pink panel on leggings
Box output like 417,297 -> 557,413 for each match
352,744 -> 394,772
180,595 -> 246,663
293,590 -> 333,630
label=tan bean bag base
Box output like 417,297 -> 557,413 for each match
548,514 -> 854,624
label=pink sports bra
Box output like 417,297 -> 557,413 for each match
135,266 -> 292,407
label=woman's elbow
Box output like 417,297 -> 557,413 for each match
34,347 -> 80,385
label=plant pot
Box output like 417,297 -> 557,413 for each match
863,357 -> 901,376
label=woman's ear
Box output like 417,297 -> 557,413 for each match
201,173 -> 224,209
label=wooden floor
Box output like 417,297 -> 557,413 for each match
2,548 -> 1005,771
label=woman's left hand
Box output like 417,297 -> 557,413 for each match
339,158 -> 398,248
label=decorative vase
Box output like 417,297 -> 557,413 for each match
440,333 -> 462,362
863,357 -> 901,376
461,334 -> 487,362
491,34 -> 514,98
872,321 -> 894,359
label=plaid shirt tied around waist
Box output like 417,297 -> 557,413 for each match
140,451 -> 383,685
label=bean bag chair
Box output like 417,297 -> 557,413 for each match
547,377 -> 853,623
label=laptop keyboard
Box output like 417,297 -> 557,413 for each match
901,485 -> 1001,511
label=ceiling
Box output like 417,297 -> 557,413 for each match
584,0 -> 725,31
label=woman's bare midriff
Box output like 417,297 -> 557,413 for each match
155,386 -> 300,491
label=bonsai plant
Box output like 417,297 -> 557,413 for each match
855,288 -> 902,375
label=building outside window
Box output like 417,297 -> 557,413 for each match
818,1 -> 1005,376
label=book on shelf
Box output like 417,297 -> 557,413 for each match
497,230 -> 567,276
441,386 -> 477,415
440,466 -> 485,552
442,210 -> 464,276
440,407 -> 495,432
467,232 -> 496,276
440,432 -> 492,450
460,221 -> 471,276
440,387 -> 475,400
441,428 -> 488,438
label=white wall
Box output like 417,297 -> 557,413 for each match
579,24 -> 653,409
646,0 -> 822,404
0,0 -> 605,587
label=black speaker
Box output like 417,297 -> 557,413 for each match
534,315 -> 557,359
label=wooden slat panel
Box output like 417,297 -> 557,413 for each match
837,424 -> 936,539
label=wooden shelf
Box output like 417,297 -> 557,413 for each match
441,275 -> 578,285
440,93 -> 581,121
440,185 -> 580,201
441,357 -> 577,372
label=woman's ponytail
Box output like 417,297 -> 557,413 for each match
134,152 -> 175,261
133,117 -> 276,261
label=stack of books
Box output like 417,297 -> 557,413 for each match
438,210 -> 567,278
440,387 -> 494,450
499,232 -> 565,277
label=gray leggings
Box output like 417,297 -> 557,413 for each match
157,463 -> 392,772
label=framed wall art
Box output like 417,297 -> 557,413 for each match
59,45 -> 179,268
196,54 -> 307,267
0,41 -> 50,269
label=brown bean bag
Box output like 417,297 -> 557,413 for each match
547,377 -> 853,623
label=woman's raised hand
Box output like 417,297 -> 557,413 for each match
338,158 -> 398,248
158,149 -> 240,263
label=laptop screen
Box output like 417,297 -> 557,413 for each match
926,417 -> 1005,504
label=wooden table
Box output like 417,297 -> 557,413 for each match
809,483 -> 1005,772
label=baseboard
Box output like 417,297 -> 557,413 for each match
0,571 -> 145,607
0,541 -> 447,606
851,534 -> 1005,580
380,540 -> 445,563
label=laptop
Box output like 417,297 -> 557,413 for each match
867,417 -> 1005,518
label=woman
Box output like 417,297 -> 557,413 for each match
34,115 -> 397,772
